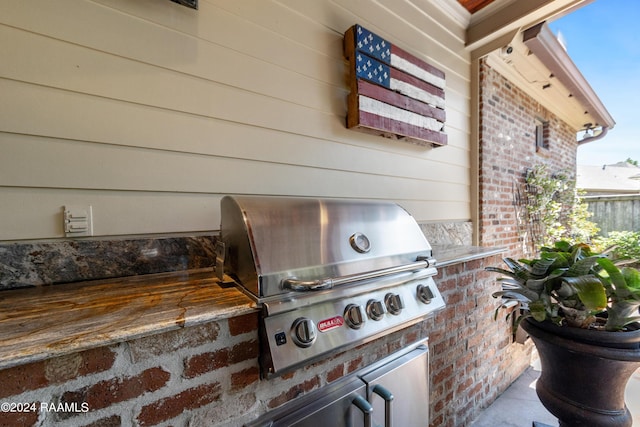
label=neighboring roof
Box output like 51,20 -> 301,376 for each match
577,163 -> 640,194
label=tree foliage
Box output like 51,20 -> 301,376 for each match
523,165 -> 599,249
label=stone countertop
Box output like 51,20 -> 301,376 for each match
0,268 -> 257,370
0,246 -> 504,371
431,245 -> 506,267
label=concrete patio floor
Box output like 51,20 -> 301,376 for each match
471,353 -> 640,427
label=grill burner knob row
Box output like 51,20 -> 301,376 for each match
366,299 -> 386,321
291,317 -> 317,348
344,304 -> 366,329
384,293 -> 404,315
417,284 -> 435,304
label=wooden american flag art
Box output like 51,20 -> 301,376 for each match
344,25 -> 447,147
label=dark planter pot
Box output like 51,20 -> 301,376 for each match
522,318 -> 640,427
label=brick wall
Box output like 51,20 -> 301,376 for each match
0,255 -> 528,427
478,58 -> 579,258
427,256 -> 531,426
0,314 -> 260,427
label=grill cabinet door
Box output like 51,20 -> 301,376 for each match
360,345 -> 429,427
245,376 -> 370,427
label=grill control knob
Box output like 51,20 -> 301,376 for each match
366,299 -> 386,321
344,304 -> 366,329
291,317 -> 317,348
384,293 -> 404,315
417,284 -> 435,304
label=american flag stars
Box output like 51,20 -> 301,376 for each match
356,54 -> 390,85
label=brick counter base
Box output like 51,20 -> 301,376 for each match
0,254 -> 531,427
427,255 -> 533,426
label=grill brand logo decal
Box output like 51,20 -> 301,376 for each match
317,316 -> 344,332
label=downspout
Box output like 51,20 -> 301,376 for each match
578,126 -> 609,145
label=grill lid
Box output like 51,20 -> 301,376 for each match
219,196 -> 433,299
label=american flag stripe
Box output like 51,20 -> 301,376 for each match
390,69 -> 445,109
358,111 -> 448,146
358,96 -> 443,132
345,24 -> 447,147
357,80 -> 445,123
390,51 -> 445,90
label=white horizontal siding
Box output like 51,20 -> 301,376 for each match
0,187 -> 219,240
0,0 -> 471,240
1,133 -> 469,200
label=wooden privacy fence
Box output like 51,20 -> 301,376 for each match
584,195 -> 640,235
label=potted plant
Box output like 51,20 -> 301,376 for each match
487,241 -> 640,427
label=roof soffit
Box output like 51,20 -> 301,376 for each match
522,22 -> 615,130
485,19 -> 614,134
465,0 -> 593,50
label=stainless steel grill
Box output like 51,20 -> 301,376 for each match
217,196 -> 445,378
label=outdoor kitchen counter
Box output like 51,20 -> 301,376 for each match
0,246 -> 503,371
432,244 -> 506,267
0,268 -> 257,370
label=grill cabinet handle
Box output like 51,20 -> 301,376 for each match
373,385 -> 394,427
282,258 -> 433,292
351,395 -> 373,427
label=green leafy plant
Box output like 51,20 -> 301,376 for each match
520,165 -> 599,251
593,231 -> 640,266
487,240 -> 640,331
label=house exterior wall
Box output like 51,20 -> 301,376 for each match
478,58 -> 579,258
0,0 -> 471,241
0,2 -> 586,426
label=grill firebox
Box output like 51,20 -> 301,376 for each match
217,196 -> 445,378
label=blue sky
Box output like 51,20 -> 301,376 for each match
548,0 -> 640,166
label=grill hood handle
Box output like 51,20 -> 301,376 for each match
282,257 -> 433,292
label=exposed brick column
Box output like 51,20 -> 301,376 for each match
478,58 -> 579,259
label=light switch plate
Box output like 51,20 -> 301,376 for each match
64,205 -> 93,237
